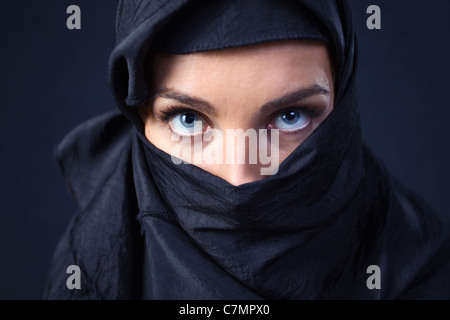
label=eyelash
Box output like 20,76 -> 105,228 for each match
158,106 -> 205,123
157,105 -> 321,128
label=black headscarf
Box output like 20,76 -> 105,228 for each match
43,0 -> 450,300
109,0 -> 354,132
149,0 -> 330,54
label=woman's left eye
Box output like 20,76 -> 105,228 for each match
271,109 -> 310,130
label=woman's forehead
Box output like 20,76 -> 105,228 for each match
150,40 -> 333,87
149,41 -> 334,113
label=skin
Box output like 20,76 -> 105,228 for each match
139,40 -> 335,186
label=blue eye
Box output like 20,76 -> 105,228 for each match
171,112 -> 205,135
272,109 -> 309,130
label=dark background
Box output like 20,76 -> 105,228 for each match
0,1 -> 449,299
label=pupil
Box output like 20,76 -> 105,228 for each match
284,111 -> 298,122
182,113 -> 196,125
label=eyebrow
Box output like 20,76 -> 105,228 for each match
153,84 -> 329,115
153,89 -> 217,116
260,84 -> 330,114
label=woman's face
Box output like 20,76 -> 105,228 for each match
140,40 -> 334,186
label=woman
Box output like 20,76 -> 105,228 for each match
44,0 -> 450,299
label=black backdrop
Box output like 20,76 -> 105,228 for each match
0,1 -> 449,299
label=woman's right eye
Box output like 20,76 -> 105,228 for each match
171,112 -> 207,136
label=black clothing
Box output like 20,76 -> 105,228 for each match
43,0 -> 450,299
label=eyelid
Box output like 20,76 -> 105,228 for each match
272,106 -> 321,119
157,105 -> 212,126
